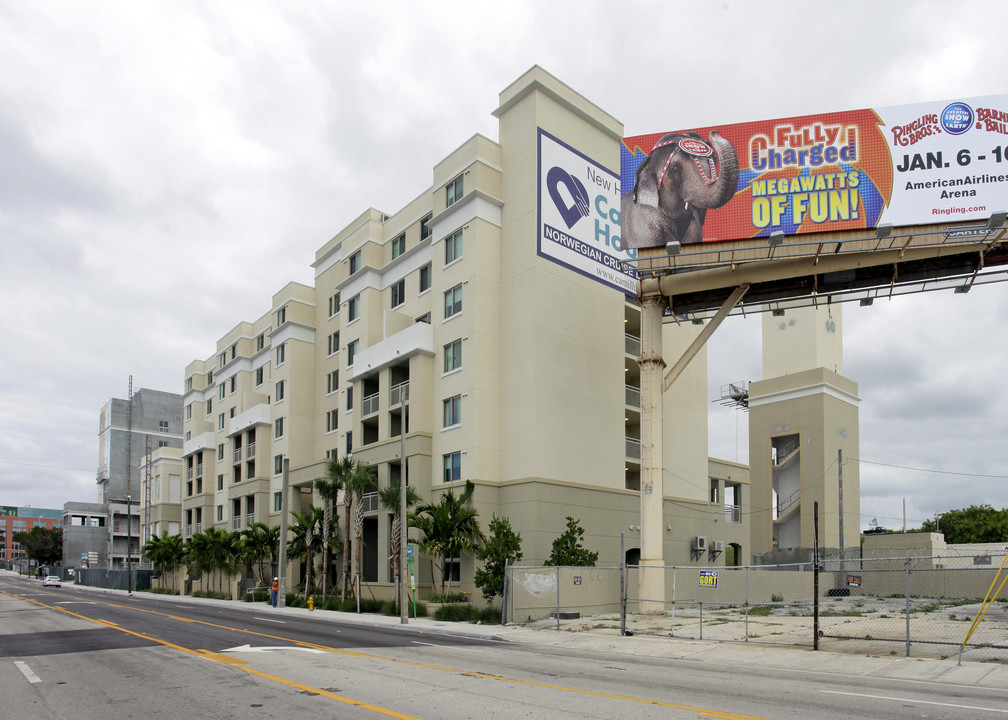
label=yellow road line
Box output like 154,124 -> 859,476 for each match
2,588 -> 769,720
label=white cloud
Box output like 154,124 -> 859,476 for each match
2,0 -> 1007,525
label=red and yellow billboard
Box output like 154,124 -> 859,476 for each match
620,95 -> 1008,248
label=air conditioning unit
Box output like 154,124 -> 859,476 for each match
692,536 -> 707,551
712,540 -> 724,552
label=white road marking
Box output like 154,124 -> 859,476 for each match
411,641 -> 483,652
253,616 -> 287,624
822,690 -> 1008,714
222,644 -> 325,654
14,661 -> 41,684
56,601 -> 97,605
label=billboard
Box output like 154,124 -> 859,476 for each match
537,128 -> 637,296
621,95 -> 1008,249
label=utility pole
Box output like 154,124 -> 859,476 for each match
399,386 -> 409,625
126,491 -> 133,595
278,458 -> 290,608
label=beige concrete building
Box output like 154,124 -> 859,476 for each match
174,67 -> 818,597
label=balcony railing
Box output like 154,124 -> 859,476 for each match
361,492 -> 379,514
195,464 -> 203,477
247,442 -> 256,457
234,447 -> 242,463
362,392 -> 380,417
232,517 -> 242,530
245,513 -> 255,527
625,385 -> 641,408
625,333 -> 641,357
186,467 -> 193,480
390,381 -> 409,407
625,437 -> 641,461
725,504 -> 742,523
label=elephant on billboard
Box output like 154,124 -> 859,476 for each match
621,130 -> 738,249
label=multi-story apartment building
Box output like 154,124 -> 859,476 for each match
1,506 -> 62,570
178,67 -> 763,596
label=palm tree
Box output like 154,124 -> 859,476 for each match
315,459 -> 345,598
289,506 -> 323,597
241,523 -> 279,587
410,480 -> 485,597
143,532 -> 186,592
327,456 -> 362,600
185,530 -> 212,591
378,481 -> 421,606
199,527 -> 238,594
346,463 -> 376,600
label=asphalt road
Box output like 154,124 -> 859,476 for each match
2,572 -> 1006,719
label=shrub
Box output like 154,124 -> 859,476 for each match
433,603 -> 501,624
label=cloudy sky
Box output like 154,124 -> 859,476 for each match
2,1 -> 1006,532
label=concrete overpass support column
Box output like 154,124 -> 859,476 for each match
638,290 -> 666,614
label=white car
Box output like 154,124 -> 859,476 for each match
42,575 -> 61,588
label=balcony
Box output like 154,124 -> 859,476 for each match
232,517 -> 242,530
245,513 -> 255,527
625,437 -> 641,461
195,463 -> 203,477
234,447 -> 242,463
361,492 -> 379,514
625,333 -> 641,357
247,441 -> 256,457
724,504 -> 742,523
625,385 -> 641,408
362,392 -> 380,417
390,380 -> 409,407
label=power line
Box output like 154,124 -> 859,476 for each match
852,457 -> 1008,480
0,460 -> 93,473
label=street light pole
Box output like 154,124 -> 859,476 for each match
399,386 -> 409,625
125,492 -> 133,595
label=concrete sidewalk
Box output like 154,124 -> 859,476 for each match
19,573 -> 1008,690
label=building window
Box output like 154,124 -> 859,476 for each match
419,263 -> 431,292
219,384 -> 225,400
416,312 -> 431,324
207,370 -> 214,385
392,233 -> 406,259
274,455 -> 283,475
326,409 -> 338,433
348,295 -> 359,322
218,413 -> 225,431
420,214 -> 432,240
218,444 -> 224,461
217,474 -> 224,491
256,333 -> 265,352
327,331 -> 340,356
185,404 -> 192,421
277,306 -> 286,325
346,386 -> 354,411
444,284 -> 462,319
444,339 -> 462,373
219,353 -> 226,368
346,431 -> 353,455
230,407 -> 236,419
276,343 -> 286,366
216,505 -> 223,522
229,376 -> 236,394
274,417 -> 284,439
275,381 -> 285,402
205,399 -> 212,415
349,249 -> 361,274
446,175 -> 463,207
186,377 -> 193,392
231,343 -> 237,360
443,555 -> 461,583
326,370 -> 339,395
274,491 -> 282,512
328,292 -> 341,318
445,228 -> 462,265
443,395 -> 461,428
347,340 -> 358,367
391,279 -> 405,308
255,367 -> 263,386
443,452 -> 461,483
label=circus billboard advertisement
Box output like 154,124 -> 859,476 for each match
620,95 -> 1008,249
537,128 -> 637,296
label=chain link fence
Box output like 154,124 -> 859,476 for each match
506,554 -> 1008,660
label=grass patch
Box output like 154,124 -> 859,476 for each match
432,604 -> 500,624
149,587 -> 181,596
192,590 -> 230,600
748,605 -> 774,616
